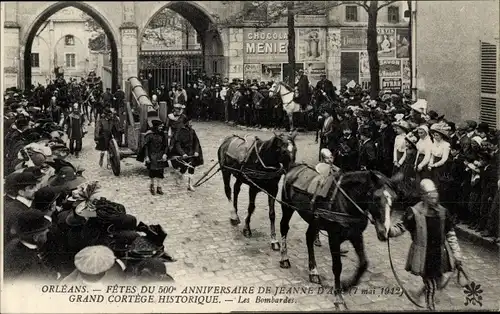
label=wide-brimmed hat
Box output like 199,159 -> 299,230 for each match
69,181 -> 101,219
429,121 -> 452,139
405,133 -> 418,149
250,85 -> 259,90
48,166 -> 87,191
173,103 -> 185,109
410,99 -> 428,114
392,120 -> 410,133
74,245 -> 116,275
16,209 -> 52,236
150,119 -> 163,129
64,209 -> 87,227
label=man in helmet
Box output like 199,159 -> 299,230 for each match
387,179 -> 465,310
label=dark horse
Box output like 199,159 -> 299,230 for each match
279,165 -> 401,305
218,132 -> 297,250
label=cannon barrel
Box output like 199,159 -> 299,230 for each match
128,77 -> 167,132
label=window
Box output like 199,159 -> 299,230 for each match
31,53 -> 40,68
388,6 -> 400,23
195,33 -> 201,45
65,35 -> 75,46
65,53 -> 76,68
345,6 -> 358,22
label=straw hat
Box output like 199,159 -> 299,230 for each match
74,245 -> 116,275
429,121 -> 452,139
392,120 -> 410,133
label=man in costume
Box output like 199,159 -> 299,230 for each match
64,103 -> 86,158
388,179 -> 464,310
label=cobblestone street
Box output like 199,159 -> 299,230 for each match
66,121 -> 499,312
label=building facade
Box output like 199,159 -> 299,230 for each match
3,1 -> 409,92
413,0 -> 499,127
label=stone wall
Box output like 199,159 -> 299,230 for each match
227,28 -> 244,80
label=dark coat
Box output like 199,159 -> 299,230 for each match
296,75 -> 310,106
335,135 -> 359,171
173,126 -> 204,167
376,126 -> 397,175
315,79 -> 335,102
358,139 -> 378,170
3,197 -> 31,246
136,132 -> 169,170
95,116 -> 121,151
65,113 -> 85,140
4,239 -> 57,282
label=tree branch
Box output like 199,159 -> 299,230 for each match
376,0 -> 398,11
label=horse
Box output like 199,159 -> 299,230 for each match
217,132 -> 298,250
268,81 -> 311,132
279,165 -> 402,306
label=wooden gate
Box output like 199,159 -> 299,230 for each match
139,52 -> 204,89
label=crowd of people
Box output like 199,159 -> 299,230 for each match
144,69 -> 332,130
316,88 -> 499,241
2,76 -> 183,284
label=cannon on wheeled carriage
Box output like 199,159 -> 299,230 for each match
102,76 -> 169,176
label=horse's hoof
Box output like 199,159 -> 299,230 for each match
279,260 -> 291,269
314,239 -> 322,247
230,218 -> 240,226
309,274 -> 322,284
271,242 -> 281,251
243,228 -> 252,238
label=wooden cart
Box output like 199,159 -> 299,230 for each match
105,76 -> 168,176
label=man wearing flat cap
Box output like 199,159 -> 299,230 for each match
4,209 -> 56,282
4,168 -> 45,245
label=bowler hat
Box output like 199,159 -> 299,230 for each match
359,126 -> 372,138
150,119 -> 163,129
16,209 -> 52,236
74,245 -> 116,275
4,170 -> 43,192
32,186 -> 61,212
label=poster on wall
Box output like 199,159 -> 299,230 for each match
243,28 -> 288,63
380,60 -> 401,77
359,51 -> 370,77
360,77 -> 371,90
377,28 -> 396,58
341,28 -> 367,49
305,63 -> 326,85
402,60 -> 411,80
297,28 -> 326,62
396,29 -> 410,58
244,64 -> 262,81
402,80 -> 411,95
261,63 -> 282,82
282,63 -> 304,84
381,78 -> 402,92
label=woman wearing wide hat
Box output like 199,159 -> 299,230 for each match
414,125 -> 433,183
428,122 -> 453,204
392,119 -> 410,175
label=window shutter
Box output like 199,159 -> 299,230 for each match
480,40 -> 499,128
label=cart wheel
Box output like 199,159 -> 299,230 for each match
108,138 -> 121,176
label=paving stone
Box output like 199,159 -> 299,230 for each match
64,121 -> 500,311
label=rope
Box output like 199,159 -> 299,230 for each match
387,237 -> 426,308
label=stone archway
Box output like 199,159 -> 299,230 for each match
21,2 -> 120,91
138,1 -> 225,82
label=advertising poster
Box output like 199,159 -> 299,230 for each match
377,28 -> 396,58
402,80 -> 411,95
261,63 -> 282,82
359,51 -> 370,77
396,28 -> 410,58
402,60 -> 411,80
282,63 -> 304,84
243,28 -> 288,63
360,77 -> 372,90
380,59 -> 401,77
305,63 -> 326,85
297,28 -> 326,62
243,64 -> 262,81
341,28 -> 367,49
382,78 -> 402,92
